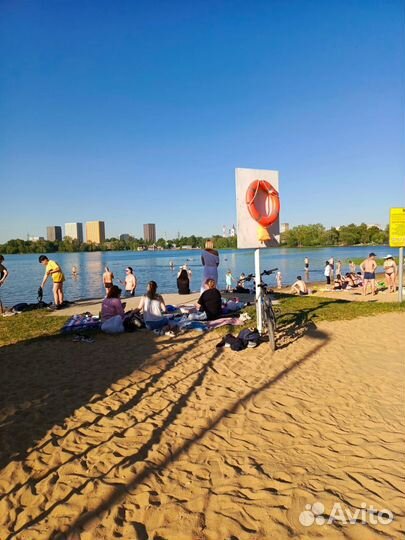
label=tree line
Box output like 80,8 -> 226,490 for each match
281,223 -> 388,247
0,234 -> 238,254
0,223 -> 388,254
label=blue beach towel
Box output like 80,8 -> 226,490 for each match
62,314 -> 101,333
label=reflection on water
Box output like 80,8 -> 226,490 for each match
0,246 -> 391,306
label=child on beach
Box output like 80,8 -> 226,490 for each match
225,270 -> 235,292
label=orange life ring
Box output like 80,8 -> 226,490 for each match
245,180 -> 280,227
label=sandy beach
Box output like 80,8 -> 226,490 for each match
1,307 -> 404,539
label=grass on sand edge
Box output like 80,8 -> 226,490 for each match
1,296 -> 405,347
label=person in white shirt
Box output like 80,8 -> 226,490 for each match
324,261 -> 332,285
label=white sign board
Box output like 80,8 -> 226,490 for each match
235,168 -> 280,249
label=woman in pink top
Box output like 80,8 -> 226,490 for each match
101,285 -> 125,321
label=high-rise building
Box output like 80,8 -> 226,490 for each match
47,226 -> 62,241
143,223 -> 156,243
86,221 -> 105,244
280,223 -> 289,233
65,222 -> 83,242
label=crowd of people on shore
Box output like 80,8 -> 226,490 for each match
0,247 -> 401,315
321,253 -> 399,296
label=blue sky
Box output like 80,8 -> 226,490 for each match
1,0 -> 404,242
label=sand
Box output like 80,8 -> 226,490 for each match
0,311 -> 404,539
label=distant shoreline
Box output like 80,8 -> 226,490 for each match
0,244 -> 391,256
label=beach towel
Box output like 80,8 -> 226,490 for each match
207,317 -> 244,329
62,314 -> 101,333
179,321 -> 208,332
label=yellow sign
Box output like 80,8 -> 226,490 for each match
389,208 -> 405,247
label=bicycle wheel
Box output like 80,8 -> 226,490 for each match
264,308 -> 276,352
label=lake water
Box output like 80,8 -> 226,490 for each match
0,246 -> 394,307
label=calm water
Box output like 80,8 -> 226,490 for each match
0,246 -> 394,307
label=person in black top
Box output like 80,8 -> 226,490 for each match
177,267 -> 190,294
197,278 -> 222,320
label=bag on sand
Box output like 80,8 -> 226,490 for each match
238,328 -> 261,347
216,328 -> 261,351
101,315 -> 125,334
123,311 -> 145,332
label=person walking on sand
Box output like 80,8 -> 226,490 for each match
304,256 -> 309,271
0,254 -> 9,314
103,266 -> 114,295
383,255 -> 397,293
200,240 -> 219,293
38,255 -> 65,309
360,252 -> 377,296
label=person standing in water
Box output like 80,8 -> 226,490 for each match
304,256 -> 309,271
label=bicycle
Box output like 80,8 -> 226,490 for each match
243,267 -> 279,351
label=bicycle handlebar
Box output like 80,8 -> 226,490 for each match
262,268 -> 278,276
241,268 -> 278,282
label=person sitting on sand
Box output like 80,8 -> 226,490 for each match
360,252 -> 377,296
383,255 -> 397,293
234,273 -> 250,294
177,267 -> 190,295
290,276 -> 308,296
196,278 -> 222,320
136,281 -> 177,333
333,274 -> 346,290
101,285 -> 125,321
344,273 -> 357,288
103,266 -> 114,295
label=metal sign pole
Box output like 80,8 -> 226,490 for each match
255,249 -> 262,333
399,247 -> 404,303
